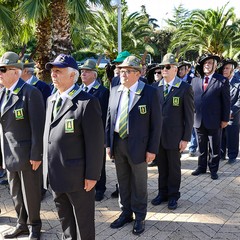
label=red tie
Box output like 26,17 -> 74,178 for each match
203,77 -> 209,91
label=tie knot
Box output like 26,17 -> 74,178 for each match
205,77 -> 209,83
84,86 -> 88,92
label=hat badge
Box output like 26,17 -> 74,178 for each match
4,59 -> 9,64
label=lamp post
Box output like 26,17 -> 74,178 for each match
117,0 -> 122,53
111,0 -> 122,53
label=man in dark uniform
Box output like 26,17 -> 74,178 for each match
21,54 -> 51,104
177,61 -> 198,157
0,51 -> 45,240
151,53 -> 194,210
106,55 -> 162,235
79,59 -> 109,201
191,53 -> 230,180
43,54 -> 104,240
218,58 -> 240,164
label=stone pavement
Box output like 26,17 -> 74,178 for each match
1,151 -> 240,240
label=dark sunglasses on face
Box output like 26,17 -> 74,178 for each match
154,71 -> 162,75
159,65 -> 172,70
0,67 -> 16,73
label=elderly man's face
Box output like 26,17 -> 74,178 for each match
203,59 -> 216,76
160,64 -> 178,82
81,69 -> 96,86
0,67 -> 20,88
51,67 -> 75,93
120,68 -> 140,88
222,64 -> 234,79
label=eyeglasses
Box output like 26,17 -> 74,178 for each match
154,71 -> 162,75
159,65 -> 172,70
120,70 -> 137,75
0,67 -> 17,73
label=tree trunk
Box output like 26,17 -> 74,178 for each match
51,0 -> 72,56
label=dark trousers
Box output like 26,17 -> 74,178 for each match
221,124 -> 239,160
53,189 -> 95,240
95,150 -> 106,193
156,145 -> 181,200
196,124 -> 222,173
7,167 -> 42,233
113,134 -> 147,221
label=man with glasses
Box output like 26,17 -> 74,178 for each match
0,51 -> 45,240
152,53 -> 194,210
191,53 -> 230,180
106,55 -> 162,235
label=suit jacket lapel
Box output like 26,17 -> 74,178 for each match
51,84 -> 80,123
163,77 -> 182,104
129,80 -> 145,111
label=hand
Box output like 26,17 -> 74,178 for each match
84,179 -> 97,192
179,140 -> 188,153
145,152 -> 156,163
30,160 -> 42,171
221,121 -> 228,128
106,147 -> 112,159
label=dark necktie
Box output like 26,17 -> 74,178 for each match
2,89 -> 10,110
119,90 -> 130,139
53,97 -> 62,118
83,86 -> 88,92
164,84 -> 169,99
203,77 -> 209,91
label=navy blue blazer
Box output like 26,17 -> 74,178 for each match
229,76 -> 240,125
85,81 -> 109,127
153,77 -> 194,149
30,76 -> 51,104
106,81 -> 162,164
191,73 -> 230,129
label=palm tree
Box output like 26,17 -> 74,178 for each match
84,5 -> 154,61
19,0 -> 111,81
169,4 -> 240,59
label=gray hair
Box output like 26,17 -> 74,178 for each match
68,67 -> 79,83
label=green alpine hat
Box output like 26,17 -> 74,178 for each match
79,59 -> 97,72
0,51 -> 23,69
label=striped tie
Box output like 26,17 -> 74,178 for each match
119,90 -> 130,139
2,89 -> 10,111
53,97 -> 62,118
164,83 -> 169,99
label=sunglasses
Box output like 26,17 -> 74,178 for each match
154,71 -> 162,75
159,65 -> 172,70
0,67 -> 17,73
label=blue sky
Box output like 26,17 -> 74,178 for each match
126,0 -> 239,27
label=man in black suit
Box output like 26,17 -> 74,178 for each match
43,54 -> 104,240
191,53 -> 230,180
106,55 -> 162,235
21,54 -> 51,104
151,53 -> 194,210
0,51 -> 45,240
218,59 -> 240,164
79,59 -> 109,201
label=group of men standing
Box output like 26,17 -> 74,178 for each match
0,49 -> 239,240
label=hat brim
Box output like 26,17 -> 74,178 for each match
23,63 -> 35,68
199,55 -> 220,64
178,63 -> 191,68
117,65 -> 141,72
159,61 -> 178,66
45,62 -> 73,70
79,66 -> 97,71
112,58 -> 125,63
0,63 -> 23,70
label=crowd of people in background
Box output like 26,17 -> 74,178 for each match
0,49 -> 239,240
